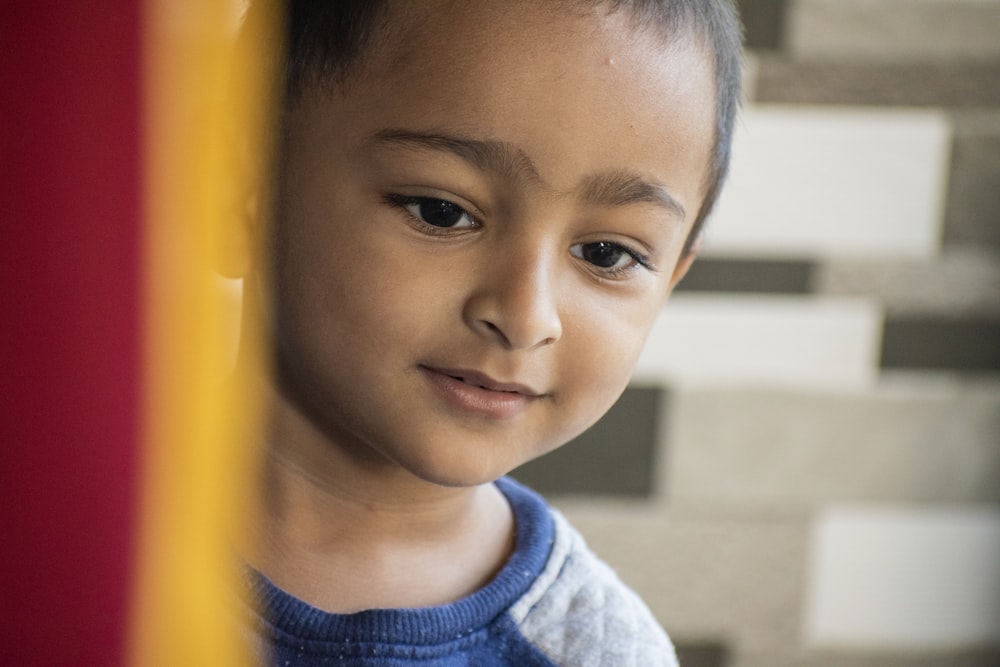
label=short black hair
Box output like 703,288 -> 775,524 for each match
274,0 -> 743,252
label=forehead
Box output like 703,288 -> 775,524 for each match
293,0 -> 716,214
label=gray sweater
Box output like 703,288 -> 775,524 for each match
243,477 -> 678,666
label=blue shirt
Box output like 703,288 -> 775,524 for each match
242,478 -> 677,666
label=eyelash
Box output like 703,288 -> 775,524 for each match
384,193 -> 654,277
383,194 -> 479,235
571,241 -> 654,278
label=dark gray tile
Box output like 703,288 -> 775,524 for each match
737,0 -> 788,51
944,113 -> 1000,248
677,257 -> 815,294
881,317 -> 1000,371
753,59 -> 1000,108
675,640 -> 731,667
512,386 -> 665,497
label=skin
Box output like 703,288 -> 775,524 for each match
235,0 -> 717,613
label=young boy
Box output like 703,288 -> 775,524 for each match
232,0 -> 742,664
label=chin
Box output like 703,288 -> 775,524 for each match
402,457 -> 507,489
400,437 -> 570,491
387,443 -> 523,490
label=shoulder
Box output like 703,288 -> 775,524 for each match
507,504 -> 679,667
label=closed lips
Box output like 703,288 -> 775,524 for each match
421,366 -> 540,396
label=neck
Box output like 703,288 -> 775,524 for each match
237,380 -> 515,613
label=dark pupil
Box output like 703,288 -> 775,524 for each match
582,242 -> 624,268
419,199 -> 465,227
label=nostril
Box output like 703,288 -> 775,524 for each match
463,286 -> 559,350
481,320 -> 511,347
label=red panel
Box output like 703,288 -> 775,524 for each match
0,2 -> 142,664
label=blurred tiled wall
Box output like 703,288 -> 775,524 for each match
513,1 -> 1000,665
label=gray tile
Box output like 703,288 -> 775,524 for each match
753,59 -> 1000,108
511,386 -> 665,497
881,317 -> 1000,371
787,0 -> 1000,62
678,257 -> 816,295
666,380 -> 1000,508
817,247 -> 1000,318
944,112 -> 1000,248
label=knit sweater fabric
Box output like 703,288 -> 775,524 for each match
242,477 -> 678,666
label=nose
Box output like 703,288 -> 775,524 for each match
462,243 -> 563,350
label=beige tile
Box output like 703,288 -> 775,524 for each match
787,0 -> 1000,62
665,378 -> 1000,508
552,502 -> 810,653
735,648 -> 1000,667
753,59 -> 1000,108
816,246 -> 1000,318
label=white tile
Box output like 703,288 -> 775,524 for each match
635,294 -> 882,390
805,506 -> 1000,648
705,106 -> 950,259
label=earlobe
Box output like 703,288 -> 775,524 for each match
214,124 -> 264,280
214,188 -> 257,279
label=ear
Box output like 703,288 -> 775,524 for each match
213,132 -> 261,280
214,192 -> 257,279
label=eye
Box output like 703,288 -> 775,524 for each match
388,195 -> 477,229
570,241 -> 648,273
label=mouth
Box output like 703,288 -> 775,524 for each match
419,365 -> 541,420
422,366 -> 540,397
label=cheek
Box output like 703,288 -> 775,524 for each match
556,296 -> 660,427
573,323 -> 644,391
315,236 -> 461,359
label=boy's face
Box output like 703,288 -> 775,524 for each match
268,1 -> 716,486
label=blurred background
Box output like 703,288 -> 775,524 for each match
513,1 -> 1000,665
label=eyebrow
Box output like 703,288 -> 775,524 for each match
578,170 -> 686,221
369,129 -> 542,186
367,128 -> 686,220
